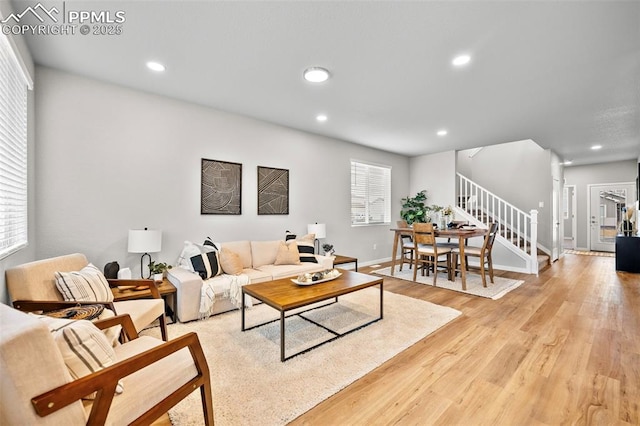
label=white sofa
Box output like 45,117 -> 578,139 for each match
167,240 -> 334,322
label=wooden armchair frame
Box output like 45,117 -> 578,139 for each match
30,314 -> 214,425
12,278 -> 168,341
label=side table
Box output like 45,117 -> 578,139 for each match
333,254 -> 358,271
111,278 -> 177,322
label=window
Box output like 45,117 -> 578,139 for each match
351,160 -> 391,225
0,34 -> 29,259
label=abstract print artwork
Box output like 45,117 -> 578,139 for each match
257,166 -> 289,215
201,159 -> 242,215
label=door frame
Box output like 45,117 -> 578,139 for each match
563,184 -> 577,250
587,181 -> 636,252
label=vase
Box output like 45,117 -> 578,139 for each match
153,273 -> 164,282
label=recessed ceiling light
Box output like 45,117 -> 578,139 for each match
146,61 -> 165,72
591,145 -> 602,150
563,160 -> 573,165
452,54 -> 471,67
316,114 -> 328,122
437,130 -> 448,136
303,67 -> 330,83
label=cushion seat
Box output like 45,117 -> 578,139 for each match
113,299 -> 164,332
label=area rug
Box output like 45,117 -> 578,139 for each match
372,267 -> 525,300
141,287 -> 461,425
564,249 -> 615,258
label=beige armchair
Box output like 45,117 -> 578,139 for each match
5,253 -> 168,340
0,303 -> 213,425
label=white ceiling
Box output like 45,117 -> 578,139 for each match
10,0 -> 640,165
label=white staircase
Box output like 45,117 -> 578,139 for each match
456,173 -> 542,274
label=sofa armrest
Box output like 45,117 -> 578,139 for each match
31,332 -> 213,425
93,313 -> 139,341
166,268 -> 204,323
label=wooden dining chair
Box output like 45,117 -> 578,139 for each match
412,222 -> 453,285
452,222 -> 499,287
396,220 -> 415,271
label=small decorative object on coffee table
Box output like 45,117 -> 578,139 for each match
292,269 -> 341,285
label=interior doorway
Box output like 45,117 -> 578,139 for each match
588,182 -> 636,252
563,185 -> 576,250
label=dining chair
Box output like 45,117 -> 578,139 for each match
452,222 -> 499,287
396,220 -> 415,271
412,222 -> 453,285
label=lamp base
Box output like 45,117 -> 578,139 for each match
140,253 -> 151,279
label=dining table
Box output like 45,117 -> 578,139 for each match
390,226 -> 488,291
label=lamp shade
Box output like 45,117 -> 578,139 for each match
128,229 -> 162,253
307,223 -> 326,239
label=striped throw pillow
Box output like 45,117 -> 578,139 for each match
55,263 -> 114,302
34,314 -> 124,398
191,251 -> 223,279
290,240 -> 318,263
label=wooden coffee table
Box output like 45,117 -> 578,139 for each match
241,269 -> 383,361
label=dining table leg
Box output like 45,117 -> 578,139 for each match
390,231 -> 400,276
458,237 -> 467,291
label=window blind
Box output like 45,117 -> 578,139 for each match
351,161 -> 391,225
0,34 -> 28,259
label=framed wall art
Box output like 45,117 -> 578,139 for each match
201,158 -> 242,215
257,166 -> 289,215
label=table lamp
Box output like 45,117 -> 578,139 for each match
128,228 -> 162,278
307,223 -> 326,254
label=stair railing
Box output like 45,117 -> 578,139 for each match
457,173 -> 538,273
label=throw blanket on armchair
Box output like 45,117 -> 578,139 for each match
199,274 -> 251,319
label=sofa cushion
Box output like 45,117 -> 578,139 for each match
258,263 -> 326,280
251,240 -> 282,268
113,299 -> 165,333
219,247 -> 243,275
34,314 -> 124,397
242,268 -> 272,283
54,263 -> 114,302
220,241 -> 252,269
274,241 -> 300,265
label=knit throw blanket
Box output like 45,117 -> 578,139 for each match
199,274 -> 251,319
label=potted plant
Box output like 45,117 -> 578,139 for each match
401,190 -> 430,225
322,243 -> 335,256
148,261 -> 172,282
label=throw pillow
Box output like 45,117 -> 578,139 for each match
288,236 -> 318,263
219,247 -> 243,275
55,263 -> 114,302
191,251 -> 223,279
285,231 -> 297,241
274,241 -> 301,265
34,314 -> 124,398
177,240 -> 216,272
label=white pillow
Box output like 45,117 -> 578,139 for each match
34,314 -> 124,397
177,240 -> 216,272
55,263 -> 114,302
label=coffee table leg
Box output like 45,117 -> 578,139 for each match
280,311 -> 285,362
241,290 -> 246,331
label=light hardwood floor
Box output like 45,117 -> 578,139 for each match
155,253 -> 638,425
289,254 -> 639,425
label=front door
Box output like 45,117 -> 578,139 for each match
589,183 -> 636,252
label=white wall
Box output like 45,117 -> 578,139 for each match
564,159 -> 637,250
33,67 -> 410,278
0,5 -> 37,305
409,150 -> 456,208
